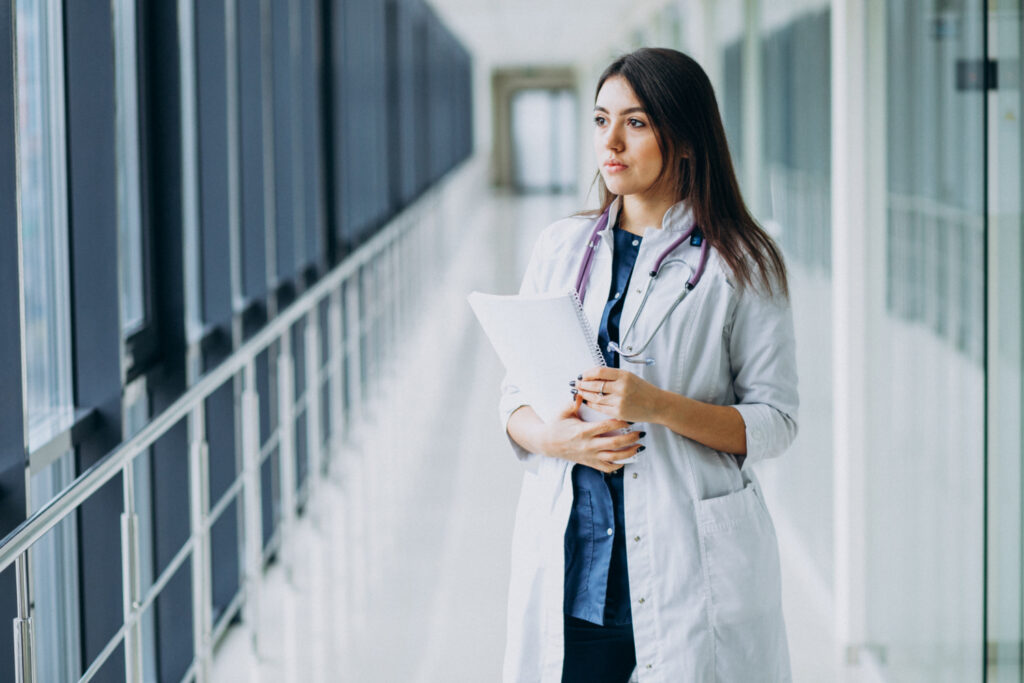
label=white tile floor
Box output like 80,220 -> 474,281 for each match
210,191 -> 840,682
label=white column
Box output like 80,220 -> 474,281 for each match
831,0 -> 887,677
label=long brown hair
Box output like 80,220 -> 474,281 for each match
584,47 -> 788,298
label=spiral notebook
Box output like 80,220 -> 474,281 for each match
468,289 -> 609,425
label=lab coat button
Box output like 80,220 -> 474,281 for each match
632,472 -> 638,479
606,528 -> 613,536
646,664 -> 653,670
637,597 -> 645,604
633,535 -> 641,542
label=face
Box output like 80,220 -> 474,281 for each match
593,75 -> 664,199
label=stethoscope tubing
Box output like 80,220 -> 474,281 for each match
574,205 -> 710,364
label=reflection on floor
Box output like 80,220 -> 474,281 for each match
210,191 -> 838,682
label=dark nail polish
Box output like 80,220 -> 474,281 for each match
637,445 -> 646,452
577,374 -> 583,380
638,431 -> 646,438
569,380 -> 576,387
626,421 -> 635,425
570,389 -> 577,395
582,399 -> 588,405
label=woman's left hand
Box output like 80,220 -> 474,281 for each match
575,366 -> 666,424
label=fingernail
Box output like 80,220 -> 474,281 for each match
637,445 -> 646,452
582,399 -> 588,405
577,374 -> 583,380
570,389 -> 577,395
569,380 -> 576,387
638,431 -> 646,438
626,421 -> 634,425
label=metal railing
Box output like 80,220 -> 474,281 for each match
0,161 -> 470,683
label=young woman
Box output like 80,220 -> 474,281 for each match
498,48 -> 798,682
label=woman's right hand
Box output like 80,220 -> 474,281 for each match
508,400 -> 644,473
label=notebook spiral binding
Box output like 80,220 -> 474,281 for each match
569,289 -> 607,367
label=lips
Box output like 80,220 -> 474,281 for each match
603,159 -> 628,172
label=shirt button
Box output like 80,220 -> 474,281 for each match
614,291 -> 621,299
606,528 -> 614,536
632,472 -> 638,479
631,239 -> 639,247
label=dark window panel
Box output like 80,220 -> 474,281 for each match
300,0 -> 327,272
210,499 -> 241,621
154,562 -> 194,682
271,0 -> 297,283
238,0 -> 269,302
195,0 -> 233,328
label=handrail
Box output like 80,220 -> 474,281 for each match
0,175 -> 448,574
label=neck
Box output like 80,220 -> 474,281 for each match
617,192 -> 678,236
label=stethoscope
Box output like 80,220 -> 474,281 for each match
574,206 -> 710,366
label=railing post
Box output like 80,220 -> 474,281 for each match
240,361 -> 264,671
277,337 -> 297,571
188,405 -> 212,683
121,461 -> 144,683
12,554 -> 36,683
305,313 -> 323,497
344,278 -> 362,427
328,288 -> 346,465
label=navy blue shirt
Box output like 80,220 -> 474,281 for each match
563,224 -> 641,626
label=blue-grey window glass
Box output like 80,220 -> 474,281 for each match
16,0 -> 74,452
114,0 -> 145,334
29,452 -> 80,683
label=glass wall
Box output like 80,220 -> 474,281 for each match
864,3 -> 985,680
986,2 -> 1023,682
703,0 -> 992,680
756,2 -> 834,590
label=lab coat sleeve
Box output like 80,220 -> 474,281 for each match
496,227 -> 552,473
728,284 -> 799,468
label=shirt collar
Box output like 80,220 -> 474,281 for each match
605,195 -> 696,235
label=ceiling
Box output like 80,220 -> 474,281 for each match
426,0 -> 666,67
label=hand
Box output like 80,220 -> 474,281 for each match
540,399 -> 644,474
574,366 -> 666,424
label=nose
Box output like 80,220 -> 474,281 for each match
601,122 -> 624,153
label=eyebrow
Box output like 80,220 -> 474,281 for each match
594,105 -> 646,115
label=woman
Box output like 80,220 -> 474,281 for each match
498,48 -> 798,682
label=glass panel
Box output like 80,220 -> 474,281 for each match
756,0 -> 834,607
986,1 -> 1024,680
16,0 -> 74,451
114,0 -> 145,333
865,2 -> 985,680
29,453 -> 81,683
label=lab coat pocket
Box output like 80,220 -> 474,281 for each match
695,481 -> 790,681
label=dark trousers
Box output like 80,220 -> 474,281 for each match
561,614 -> 637,683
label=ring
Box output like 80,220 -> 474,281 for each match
600,380 -> 607,395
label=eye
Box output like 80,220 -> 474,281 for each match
593,115 -> 607,126
627,118 -> 646,128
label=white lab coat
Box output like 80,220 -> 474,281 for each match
498,196 -> 798,682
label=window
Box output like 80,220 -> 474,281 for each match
16,0 -> 74,452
